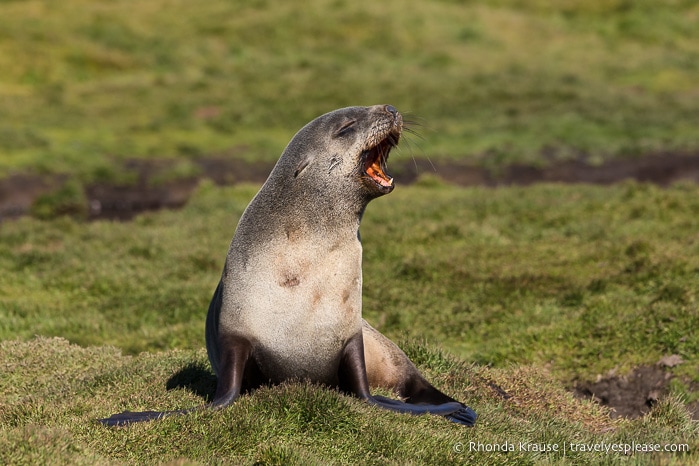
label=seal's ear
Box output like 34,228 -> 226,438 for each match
294,156 -> 311,178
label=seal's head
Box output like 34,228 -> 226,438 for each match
276,105 -> 402,203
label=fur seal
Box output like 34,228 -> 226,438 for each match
100,105 -> 476,427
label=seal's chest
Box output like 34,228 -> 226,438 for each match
221,234 -> 364,381
236,238 -> 363,340
243,263 -> 363,383
242,266 -> 363,341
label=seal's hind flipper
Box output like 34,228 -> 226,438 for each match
445,405 -> 478,426
370,395 -> 477,426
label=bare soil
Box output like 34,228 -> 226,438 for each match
574,366 -> 672,419
2,152 -> 699,222
573,354 -> 698,421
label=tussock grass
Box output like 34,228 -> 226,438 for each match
1,182 -> 698,463
1,336 -> 697,465
1,0 -> 699,181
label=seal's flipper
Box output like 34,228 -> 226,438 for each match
445,405 -> 478,426
339,332 -> 477,426
99,408 -> 192,427
360,320 -> 478,426
369,395 -> 477,426
210,334 -> 252,407
99,335 -> 253,427
369,395 -> 460,414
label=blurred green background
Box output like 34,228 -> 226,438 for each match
1,0 -> 698,182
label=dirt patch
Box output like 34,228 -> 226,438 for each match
84,157 -> 274,221
574,356 -> 698,420
2,152 -> 699,221
0,173 -> 68,221
690,401 -> 699,420
574,366 -> 672,419
397,151 -> 699,187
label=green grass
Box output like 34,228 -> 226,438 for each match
363,180 -> 699,382
1,181 -> 698,463
2,0 -> 699,181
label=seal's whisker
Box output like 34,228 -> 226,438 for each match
403,113 -> 437,174
398,131 -> 438,176
394,140 -> 420,175
426,155 -> 437,173
401,117 -> 438,175
387,132 -> 400,147
402,113 -> 436,138
401,111 -> 427,126
403,127 -> 426,142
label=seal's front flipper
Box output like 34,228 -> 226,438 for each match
370,395 -> 477,426
209,334 -> 252,408
99,408 -> 191,427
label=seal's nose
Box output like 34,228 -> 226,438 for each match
385,105 -> 398,117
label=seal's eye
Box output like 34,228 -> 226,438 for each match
334,120 -> 356,138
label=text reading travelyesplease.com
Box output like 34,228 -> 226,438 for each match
454,441 -> 690,456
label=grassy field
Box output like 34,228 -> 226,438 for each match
2,181 -> 698,463
1,0 -> 699,181
2,0 -> 699,463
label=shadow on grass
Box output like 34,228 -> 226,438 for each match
166,362 -> 217,402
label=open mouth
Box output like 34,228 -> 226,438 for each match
362,131 -> 399,192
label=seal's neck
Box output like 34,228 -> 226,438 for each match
235,176 -> 367,249
276,188 -> 365,239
